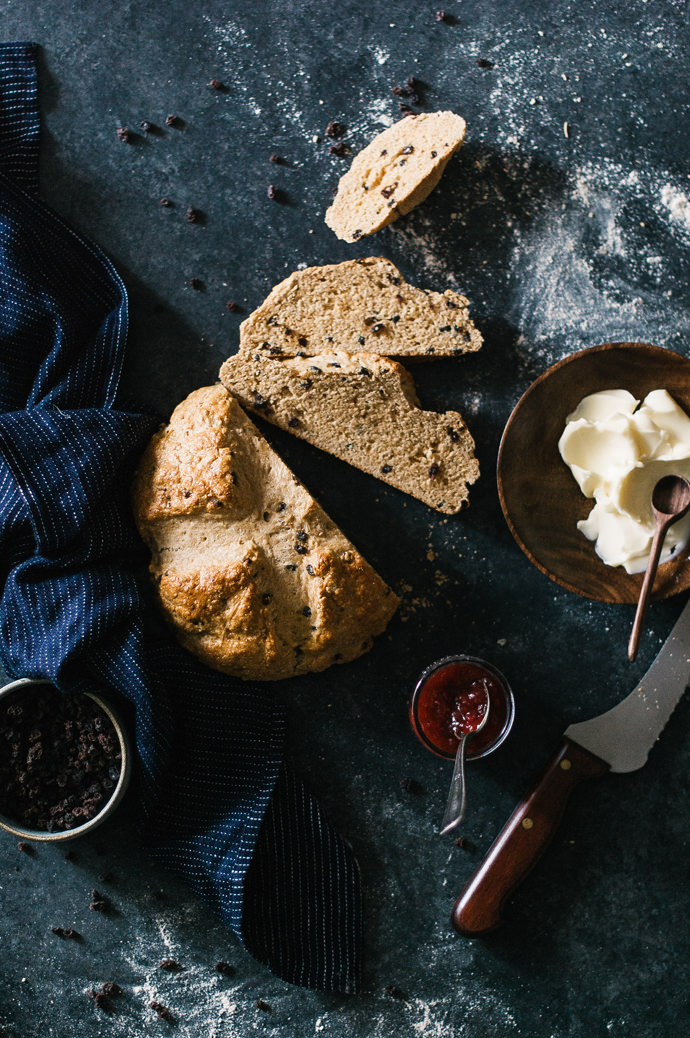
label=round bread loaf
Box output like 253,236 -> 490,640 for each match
132,385 -> 399,680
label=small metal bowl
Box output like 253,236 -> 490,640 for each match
409,655 -> 515,761
0,677 -> 132,843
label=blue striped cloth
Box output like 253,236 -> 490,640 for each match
0,42 -> 361,993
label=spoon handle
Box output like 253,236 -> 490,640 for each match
440,734 -> 468,836
628,518 -> 670,662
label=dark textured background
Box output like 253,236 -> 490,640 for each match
1,2 -> 689,1035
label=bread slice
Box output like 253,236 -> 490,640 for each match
132,385 -> 399,681
239,257 -> 482,360
219,349 -> 479,513
325,111 -> 466,242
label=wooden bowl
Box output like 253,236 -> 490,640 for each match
497,342 -> 690,604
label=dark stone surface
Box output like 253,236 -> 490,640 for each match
1,1 -> 689,1035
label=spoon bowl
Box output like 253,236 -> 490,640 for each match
652,474 -> 690,518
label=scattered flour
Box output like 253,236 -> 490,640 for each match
371,44 -> 390,65
203,14 -> 395,146
205,15 -> 251,50
660,183 -> 690,235
392,151 -> 690,385
338,992 -> 521,1038
509,159 -> 690,376
347,95 -> 396,137
407,998 -> 451,1038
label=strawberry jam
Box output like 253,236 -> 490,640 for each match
410,656 -> 514,760
450,679 -> 489,738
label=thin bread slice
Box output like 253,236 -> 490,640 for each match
132,385 -> 398,681
219,349 -> 479,513
239,257 -> 482,359
325,111 -> 466,242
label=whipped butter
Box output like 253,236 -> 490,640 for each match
558,388 -> 690,573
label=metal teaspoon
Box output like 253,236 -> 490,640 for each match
440,680 -> 490,837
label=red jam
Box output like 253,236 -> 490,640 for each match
411,660 -> 511,760
450,679 -> 489,738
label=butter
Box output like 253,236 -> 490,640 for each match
558,389 -> 690,573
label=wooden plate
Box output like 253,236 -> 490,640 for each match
497,342 -> 690,604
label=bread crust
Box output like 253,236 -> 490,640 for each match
132,385 -> 398,680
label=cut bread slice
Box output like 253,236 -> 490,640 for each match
219,349 -> 479,513
239,257 -> 482,359
132,385 -> 398,681
325,111 -> 466,242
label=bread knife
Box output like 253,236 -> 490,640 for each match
452,594 -> 690,936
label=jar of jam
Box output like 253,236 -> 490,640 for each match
409,655 -> 515,761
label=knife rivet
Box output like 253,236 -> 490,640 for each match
560,759 -> 572,770
522,818 -> 534,830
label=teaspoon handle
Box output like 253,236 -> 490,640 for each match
628,518 -> 669,662
440,735 -> 468,836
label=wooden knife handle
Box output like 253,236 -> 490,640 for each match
451,737 -> 609,937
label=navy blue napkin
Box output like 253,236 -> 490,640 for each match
0,42 -> 361,993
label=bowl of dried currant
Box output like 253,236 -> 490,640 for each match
0,677 -> 131,842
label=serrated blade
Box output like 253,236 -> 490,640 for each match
566,595 -> 690,772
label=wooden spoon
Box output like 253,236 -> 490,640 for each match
628,475 -> 690,662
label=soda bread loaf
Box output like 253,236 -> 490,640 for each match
325,111 -> 466,242
132,385 -> 399,680
219,349 -> 479,513
239,257 -> 482,359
